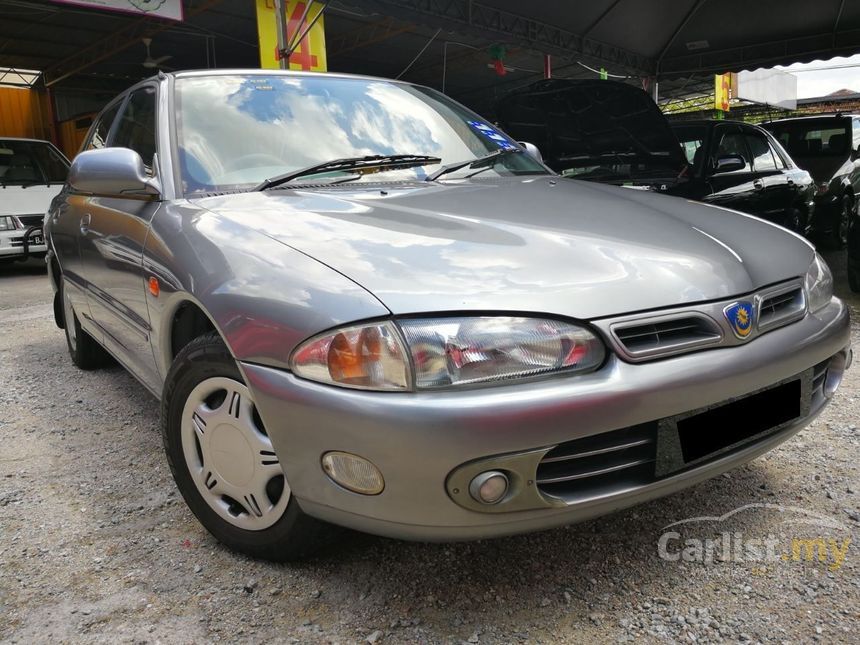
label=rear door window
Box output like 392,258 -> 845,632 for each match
86,101 -> 122,151
111,86 -> 157,169
745,130 -> 778,172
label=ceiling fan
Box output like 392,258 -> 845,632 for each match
141,37 -> 173,69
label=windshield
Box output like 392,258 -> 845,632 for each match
174,74 -> 546,194
764,118 -> 850,158
0,139 -> 68,186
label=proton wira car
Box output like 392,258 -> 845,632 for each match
1,137 -> 69,264
45,70 -> 851,561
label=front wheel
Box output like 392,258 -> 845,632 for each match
161,332 -> 335,561
61,280 -> 111,369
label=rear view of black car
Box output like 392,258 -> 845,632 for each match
496,79 -> 815,234
762,115 -> 860,248
762,115 -> 860,292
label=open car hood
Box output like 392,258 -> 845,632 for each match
496,79 -> 688,181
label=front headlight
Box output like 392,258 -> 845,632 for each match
805,253 -> 833,313
290,321 -> 411,391
0,216 -> 17,231
290,316 -> 605,391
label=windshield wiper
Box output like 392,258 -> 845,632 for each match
254,154 -> 442,191
425,147 -> 523,182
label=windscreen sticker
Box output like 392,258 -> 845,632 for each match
467,121 -> 517,149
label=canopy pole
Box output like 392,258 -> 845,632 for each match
274,0 -> 289,70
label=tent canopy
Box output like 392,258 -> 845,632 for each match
0,0 -> 858,116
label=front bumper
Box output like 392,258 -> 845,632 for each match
0,227 -> 46,259
243,298 -> 850,541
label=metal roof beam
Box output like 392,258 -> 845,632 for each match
365,0 -> 655,73
327,15 -> 414,56
42,0 -> 223,87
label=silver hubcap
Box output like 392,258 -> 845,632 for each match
181,377 -> 290,530
63,287 -> 77,350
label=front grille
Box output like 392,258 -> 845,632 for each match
9,236 -> 24,247
15,214 -> 44,228
758,286 -> 805,331
612,315 -> 722,360
537,423 -> 658,502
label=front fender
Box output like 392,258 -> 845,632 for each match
142,201 -> 391,379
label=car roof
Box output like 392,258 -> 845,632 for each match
669,119 -> 758,127
161,68 -> 408,84
0,137 -> 54,144
763,114 -> 859,123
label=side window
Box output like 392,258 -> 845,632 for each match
853,119 -> 860,152
85,102 -> 121,151
768,137 -> 789,169
745,131 -> 777,171
112,86 -> 157,169
714,129 -> 752,172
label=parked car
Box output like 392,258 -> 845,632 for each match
0,137 -> 69,264
762,114 -> 860,248
495,79 -> 815,233
46,70 -> 850,561
761,114 -> 860,292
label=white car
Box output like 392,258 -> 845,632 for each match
0,137 -> 70,263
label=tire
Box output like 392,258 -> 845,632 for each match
61,280 -> 112,370
849,256 -> 860,293
832,194 -> 853,249
161,332 -> 336,561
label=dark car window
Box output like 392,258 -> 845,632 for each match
0,139 -> 69,185
765,118 -> 850,158
745,131 -> 777,171
112,86 -> 157,168
714,129 -> 751,172
672,124 -> 707,174
85,101 -> 122,151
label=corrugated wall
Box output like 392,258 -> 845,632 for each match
0,87 -> 52,140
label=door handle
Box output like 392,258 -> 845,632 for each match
752,179 -> 764,191
79,214 -> 91,235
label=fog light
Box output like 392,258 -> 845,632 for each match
321,452 -> 384,495
824,352 -> 848,399
469,471 -> 509,505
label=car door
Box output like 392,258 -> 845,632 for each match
50,99 -> 123,335
704,124 -> 762,215
77,85 -> 162,392
743,126 -> 793,223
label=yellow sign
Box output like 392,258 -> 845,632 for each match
715,73 -> 732,111
255,0 -> 327,72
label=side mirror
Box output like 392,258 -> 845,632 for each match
68,147 -> 160,197
713,154 -> 746,174
518,141 -> 543,163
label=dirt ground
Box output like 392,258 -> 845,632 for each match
1,251 -> 858,644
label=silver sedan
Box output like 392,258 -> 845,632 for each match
45,70 -> 851,560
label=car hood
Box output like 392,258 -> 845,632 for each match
0,183 -> 62,217
495,79 -> 688,178
195,178 -> 813,320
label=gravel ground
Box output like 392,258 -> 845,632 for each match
1,252 -> 858,644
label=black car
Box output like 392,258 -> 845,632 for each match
762,115 -> 859,248
496,79 -> 815,233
